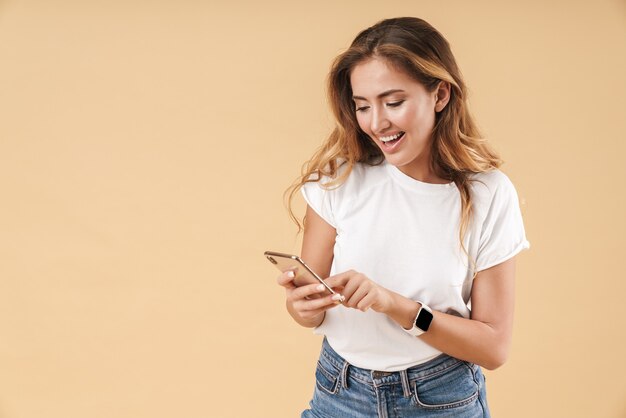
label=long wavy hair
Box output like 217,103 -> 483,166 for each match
286,17 -> 502,264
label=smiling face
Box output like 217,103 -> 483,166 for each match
350,57 -> 446,183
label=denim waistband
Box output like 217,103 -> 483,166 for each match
319,337 -> 472,393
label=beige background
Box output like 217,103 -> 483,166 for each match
1,0 -> 625,417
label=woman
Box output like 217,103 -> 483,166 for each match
277,17 -> 530,417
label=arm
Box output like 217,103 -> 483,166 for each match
301,204 -> 335,280
325,258 -> 516,370
277,204 -> 337,328
412,259 -> 515,370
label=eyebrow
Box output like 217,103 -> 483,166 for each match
352,89 -> 405,101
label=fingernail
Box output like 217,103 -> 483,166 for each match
287,271 -> 295,278
316,284 -> 325,291
332,294 -> 344,301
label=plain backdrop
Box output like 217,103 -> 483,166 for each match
1,0 -> 625,417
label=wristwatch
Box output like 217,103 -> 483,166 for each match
404,301 -> 433,336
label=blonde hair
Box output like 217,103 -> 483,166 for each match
286,17 -> 502,266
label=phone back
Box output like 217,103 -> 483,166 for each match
264,251 -> 323,288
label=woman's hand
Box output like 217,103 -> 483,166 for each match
276,270 -> 344,325
324,270 -> 395,313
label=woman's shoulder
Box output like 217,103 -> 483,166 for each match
470,169 -> 515,191
300,160 -> 388,227
469,169 -> 520,207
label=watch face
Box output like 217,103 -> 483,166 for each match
415,309 -> 433,331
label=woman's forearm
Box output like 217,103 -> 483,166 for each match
385,291 -> 511,370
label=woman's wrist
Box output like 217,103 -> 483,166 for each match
384,291 -> 422,330
286,300 -> 325,328
300,311 -> 325,328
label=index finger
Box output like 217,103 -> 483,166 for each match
324,270 -> 355,289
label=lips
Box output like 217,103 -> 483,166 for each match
379,131 -> 405,150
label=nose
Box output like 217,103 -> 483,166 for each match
370,107 -> 391,135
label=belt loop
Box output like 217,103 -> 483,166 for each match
341,361 -> 350,390
400,369 -> 411,397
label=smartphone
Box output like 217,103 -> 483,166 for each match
264,251 -> 341,300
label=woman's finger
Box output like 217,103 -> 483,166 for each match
356,292 -> 376,312
276,270 -> 297,289
290,282 -> 333,301
323,270 -> 356,289
293,295 -> 340,314
344,282 -> 369,308
294,294 -> 338,312
337,275 -> 363,305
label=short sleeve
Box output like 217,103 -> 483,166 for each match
475,174 -> 530,272
301,180 -> 337,228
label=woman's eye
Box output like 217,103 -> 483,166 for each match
387,100 -> 405,108
355,105 -> 370,112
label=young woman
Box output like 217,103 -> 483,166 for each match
277,17 -> 530,417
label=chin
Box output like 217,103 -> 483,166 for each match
384,154 -> 419,169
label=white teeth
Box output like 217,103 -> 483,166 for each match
380,132 -> 404,142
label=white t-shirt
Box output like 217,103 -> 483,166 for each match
301,161 -> 530,371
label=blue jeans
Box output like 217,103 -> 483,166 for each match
302,338 -> 490,418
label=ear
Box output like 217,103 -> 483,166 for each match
434,81 -> 451,113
